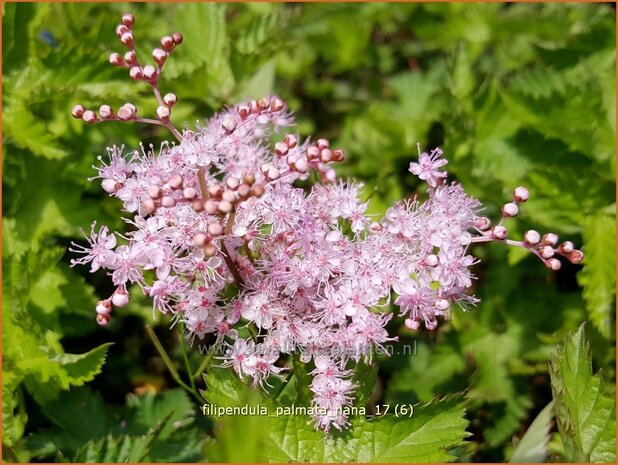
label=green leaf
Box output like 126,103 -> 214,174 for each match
578,213 -> 616,339
549,323 -> 616,462
352,360 -> 379,407
509,401 -> 553,463
264,394 -> 469,463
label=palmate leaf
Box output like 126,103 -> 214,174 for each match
578,213 -> 616,339
202,367 -> 469,463
549,324 -> 616,462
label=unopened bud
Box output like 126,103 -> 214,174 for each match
435,299 -> 450,311
251,185 -> 265,198
474,217 -> 491,231
148,185 -> 162,199
332,149 -> 345,162
237,105 -> 250,119
117,104 -> 136,121
109,52 -> 124,66
208,222 -> 224,236
270,97 -> 284,112
524,230 -> 541,245
513,186 -> 529,203
183,187 -> 197,199
306,146 -> 320,160
222,115 -> 237,132
425,254 -> 439,267
568,249 -> 584,265
141,199 -> 156,215
161,35 -> 175,51
317,138 -> 329,150
157,105 -> 170,120
169,174 -> 183,189
96,300 -> 112,315
204,243 -> 217,257
243,174 -> 256,186
320,149 -> 332,163
112,289 -> 130,307
405,318 -> 420,330
502,202 -> 519,217
164,93 -> 177,107
152,48 -> 168,66
218,200 -> 233,213
275,141 -> 288,157
295,158 -> 308,173
82,110 -> 97,124
204,200 -> 218,214
102,179 -> 121,193
284,134 -> 298,148
129,66 -> 143,80
257,97 -> 270,110
542,233 -> 559,247
97,313 -> 111,326
221,190 -> 236,203
492,225 -> 507,240
120,32 -> 134,48
238,184 -> 251,198
559,241 -> 574,254
192,232 -> 208,247
124,50 -> 137,65
72,104 -> 85,119
116,24 -> 130,38
143,65 -> 157,81
122,13 -> 135,28
226,177 -> 240,190
99,104 -> 114,119
546,258 -> 562,271
161,196 -> 176,208
540,245 -> 555,259
172,32 -> 183,45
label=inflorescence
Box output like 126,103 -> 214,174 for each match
70,14 -> 583,432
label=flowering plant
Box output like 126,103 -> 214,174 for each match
70,13 -> 584,432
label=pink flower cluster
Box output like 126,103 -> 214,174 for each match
70,14 -> 583,432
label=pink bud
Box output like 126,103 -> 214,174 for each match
172,32 -> 183,45
192,232 -> 208,247
141,199 -> 156,215
492,225 -> 507,240
275,141 -> 288,157
208,184 -> 223,198
237,105 -> 250,119
222,190 -> 236,203
306,146 -> 320,160
513,186 -> 529,203
120,32 -> 134,48
116,24 -> 129,38
270,97 -> 285,112
96,300 -> 112,315
568,250 -> 584,265
71,104 -> 85,119
425,319 -> 438,331
161,196 -> 176,208
267,167 -> 280,180
122,13 -> 135,28
542,233 -> 559,246
295,158 -> 309,173
156,105 -> 170,120
257,97 -> 270,110
102,179 -> 120,193
152,48 -> 168,65
320,149 -> 333,163
222,115 -> 237,132
82,110 -> 97,124
204,200 -> 218,214
143,65 -> 157,81
123,50 -> 137,65
425,254 -> 439,267
559,241 -> 574,254
524,230 -> 541,245
117,104 -> 136,121
109,52 -> 124,66
97,313 -> 110,326
183,187 -> 197,199
284,134 -> 298,148
474,217 -> 491,231
540,246 -> 555,259
237,184 -> 251,198
99,104 -> 114,119
112,289 -> 130,307
161,35 -> 175,52
208,222 -> 224,236
164,93 -> 177,107
148,185 -> 162,198
435,299 -> 450,311
546,258 -> 562,271
502,202 -> 519,217
129,66 -> 143,80
226,177 -> 240,190
169,174 -> 183,189
332,149 -> 345,162
405,318 -> 420,330
218,200 -> 233,213
317,138 -> 329,150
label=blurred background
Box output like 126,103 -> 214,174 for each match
2,2 -> 616,462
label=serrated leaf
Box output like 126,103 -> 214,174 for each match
509,401 -> 553,462
578,213 -> 616,339
549,323 -> 616,462
264,394 -> 469,463
125,389 -> 194,439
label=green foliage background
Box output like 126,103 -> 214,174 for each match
2,2 -> 616,463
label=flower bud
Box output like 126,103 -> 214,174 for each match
169,174 -> 183,189
116,24 -> 129,38
502,202 -> 519,217
118,104 -> 136,121
317,138 -> 329,150
237,184 -> 251,198
97,313 -> 110,326
124,50 -> 137,65
559,241 -> 574,254
275,141 -> 288,157
183,187 -> 197,199
425,319 -> 438,330
251,185 -> 265,198
435,299 -> 450,311
120,32 -> 134,48
257,96 -> 270,110
129,66 -> 143,80
192,200 -> 204,212
568,249 -> 584,265
513,186 -> 529,203
222,115 -> 237,132
226,177 -> 240,190
152,48 -> 168,66
82,110 -> 97,124
542,233 -> 559,247
99,104 -> 114,119
163,93 -> 177,107
524,230 -> 541,245
332,149 -> 345,162
109,52 -> 124,66
148,185 -> 162,199
540,245 -> 554,259
404,318 -> 420,330
208,184 -> 223,198
204,243 -> 217,257
474,217 -> 491,231
172,32 -> 183,45
243,173 -> 256,186
122,13 -> 135,28
222,190 -> 236,203
96,300 -> 112,315
320,149 -> 333,163
102,178 -> 121,193
546,258 -> 561,271
491,225 -> 507,240
270,97 -> 285,112
71,104 -> 85,119
204,200 -> 218,214
218,200 -> 233,213
143,65 -> 157,81
237,105 -> 250,119
157,105 -> 170,120
425,254 -> 439,267
112,289 -> 130,307
161,35 -> 175,51
306,146 -> 320,161
161,196 -> 176,208
192,232 -> 208,247
208,222 -> 224,236
284,134 -> 298,148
